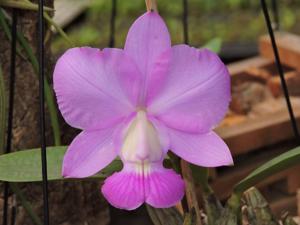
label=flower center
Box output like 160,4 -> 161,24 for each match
120,110 -> 163,163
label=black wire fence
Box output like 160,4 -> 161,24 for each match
2,0 -> 299,224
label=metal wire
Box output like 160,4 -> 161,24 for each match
180,0 -> 190,214
38,0 -> 50,224
182,0 -> 189,44
109,0 -> 117,48
9,205 -> 16,225
2,9 -> 17,225
260,0 -> 300,139
271,0 -> 280,30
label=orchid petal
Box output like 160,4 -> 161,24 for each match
145,167 -> 185,208
149,45 -> 230,133
168,129 -> 233,167
102,165 -> 144,210
146,49 -> 172,104
62,128 -> 117,178
102,163 -> 184,210
54,47 -> 141,130
124,12 -> 171,103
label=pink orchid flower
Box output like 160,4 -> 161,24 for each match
53,12 -> 233,210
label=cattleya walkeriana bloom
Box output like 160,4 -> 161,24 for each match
53,12 -> 233,210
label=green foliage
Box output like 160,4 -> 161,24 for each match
234,145 -> 300,194
52,0 -> 300,54
0,0 -> 53,11
0,146 -> 122,182
0,9 -> 26,58
43,12 -> 74,47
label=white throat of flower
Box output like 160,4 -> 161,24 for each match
121,110 -> 163,166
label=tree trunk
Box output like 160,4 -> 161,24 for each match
0,2 -> 109,225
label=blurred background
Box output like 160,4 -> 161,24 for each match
52,0 -> 300,62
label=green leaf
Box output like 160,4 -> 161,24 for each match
203,37 -> 222,53
0,9 -> 26,59
0,146 -> 122,182
44,13 -> 74,47
234,146 -> 300,194
0,0 -> 53,11
0,65 -> 6,155
22,0 -> 74,47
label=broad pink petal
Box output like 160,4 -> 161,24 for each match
149,45 -> 231,133
102,166 -> 144,210
146,49 -> 172,104
155,112 -> 211,134
124,12 -> 171,103
168,129 -> 233,167
145,166 -> 185,208
54,47 -> 141,130
62,128 -> 117,178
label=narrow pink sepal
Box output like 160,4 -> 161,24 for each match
62,129 -> 117,178
124,12 -> 171,104
169,130 -> 234,167
124,12 -> 171,77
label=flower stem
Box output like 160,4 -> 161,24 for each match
145,0 -> 157,12
180,160 -> 203,225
